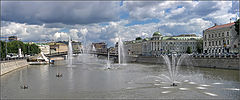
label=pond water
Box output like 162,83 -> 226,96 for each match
1,55 -> 240,99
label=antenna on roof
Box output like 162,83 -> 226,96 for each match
230,18 -> 232,23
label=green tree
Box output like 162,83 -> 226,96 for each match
186,46 -> 192,54
29,44 -> 41,55
136,37 -> 142,40
196,39 -> 203,53
234,19 -> 239,35
0,40 -> 41,57
0,41 -> 6,58
7,40 -> 26,54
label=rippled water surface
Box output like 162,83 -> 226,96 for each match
1,55 -> 240,99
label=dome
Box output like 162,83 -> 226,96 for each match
153,31 -> 162,36
143,38 -> 149,41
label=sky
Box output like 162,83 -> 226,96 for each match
1,0 -> 239,47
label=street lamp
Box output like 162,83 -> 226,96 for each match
5,38 -> 8,59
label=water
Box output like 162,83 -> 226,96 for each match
18,48 -> 23,57
1,56 -> 240,99
160,54 -> 191,86
68,36 -> 73,66
105,51 -> 111,69
118,37 -> 126,65
92,45 -> 96,53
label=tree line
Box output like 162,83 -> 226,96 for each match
0,40 -> 41,58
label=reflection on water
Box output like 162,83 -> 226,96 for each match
1,56 -> 240,99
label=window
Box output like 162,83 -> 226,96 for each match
212,41 -> 214,46
219,33 -> 220,37
212,34 -> 214,38
215,34 -> 217,37
209,34 -> 211,38
227,32 -> 229,36
222,33 -> 224,37
227,40 -> 230,45
219,41 -> 221,45
209,42 -> 211,46
216,41 -> 218,46
205,42 -> 207,46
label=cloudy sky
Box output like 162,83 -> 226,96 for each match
1,1 -> 239,47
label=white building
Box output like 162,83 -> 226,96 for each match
203,23 -> 239,54
124,40 -> 143,56
125,32 -> 202,56
142,38 -> 151,56
149,32 -> 201,55
38,44 -> 50,54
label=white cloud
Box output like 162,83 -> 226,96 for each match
79,28 -> 88,36
54,32 -> 69,41
1,21 -> 61,41
1,1 -> 238,47
69,29 -> 79,40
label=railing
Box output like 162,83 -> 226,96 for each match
137,53 -> 240,59
0,57 -> 27,62
192,54 -> 240,59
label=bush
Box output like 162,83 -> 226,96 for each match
186,46 -> 192,54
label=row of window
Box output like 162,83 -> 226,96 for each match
151,46 -> 195,51
204,31 -> 229,39
207,49 -> 224,53
205,40 -> 230,46
152,37 -> 197,41
151,41 -> 196,45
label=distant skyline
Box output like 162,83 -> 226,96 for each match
1,1 -> 239,47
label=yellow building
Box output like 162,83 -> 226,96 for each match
49,42 -> 68,54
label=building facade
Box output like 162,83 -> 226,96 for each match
49,43 -> 68,54
8,36 -> 17,41
37,44 -> 50,54
124,40 -> 143,55
203,23 -> 239,54
149,32 -> 201,55
72,41 -> 82,53
124,32 -> 202,56
142,38 -> 151,56
92,42 -> 107,53
108,47 -> 117,54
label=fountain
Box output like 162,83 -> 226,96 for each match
18,48 -> 23,57
19,69 -> 28,89
105,50 -> 111,69
92,45 -> 96,53
78,45 -> 81,55
160,54 -> 192,86
77,36 -> 98,64
68,36 -> 73,66
118,37 -> 126,65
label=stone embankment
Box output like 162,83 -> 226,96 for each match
127,56 -> 239,70
0,59 -> 29,76
50,56 -> 65,61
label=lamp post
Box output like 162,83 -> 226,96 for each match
5,38 -> 7,59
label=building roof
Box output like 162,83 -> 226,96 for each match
161,36 -> 201,40
153,31 -> 162,36
206,22 -> 235,30
48,42 -> 67,46
143,38 -> 150,41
